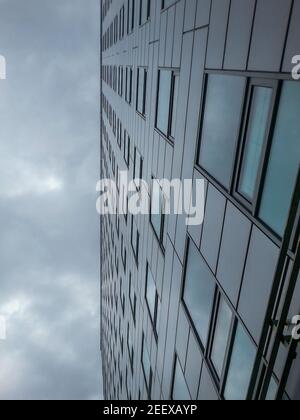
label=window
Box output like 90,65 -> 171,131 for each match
237,83 -> 274,203
117,120 -> 122,149
145,264 -> 160,334
259,81 -> 300,237
224,323 -> 256,400
119,6 -> 125,40
198,74 -> 246,189
131,216 -> 139,264
124,130 -> 131,167
136,67 -> 147,116
127,0 -> 135,34
172,358 -> 191,401
118,66 -> 123,97
120,278 -> 125,316
125,67 -> 133,104
183,240 -> 215,347
162,0 -> 174,9
129,273 -> 136,322
156,69 -> 179,139
139,0 -> 151,25
121,234 -> 127,271
210,296 -> 233,378
133,147 -> 143,189
150,179 -> 165,245
141,334 -> 152,398
127,324 -> 134,372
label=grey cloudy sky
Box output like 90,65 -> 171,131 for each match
0,0 -> 102,399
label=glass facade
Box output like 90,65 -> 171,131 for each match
259,81 -> 300,236
101,0 -> 299,402
224,324 -> 256,400
238,86 -> 273,201
183,241 -> 215,347
198,75 -> 246,189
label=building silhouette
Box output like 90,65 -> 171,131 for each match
101,0 -> 300,400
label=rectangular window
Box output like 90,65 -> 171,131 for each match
198,74 -> 246,190
156,69 -> 179,140
136,67 -> 147,116
133,147 -> 143,189
259,81 -> 300,237
224,323 -> 256,400
150,179 -> 165,245
172,358 -> 191,401
129,273 -> 136,322
139,0 -> 151,25
125,67 -> 133,104
124,130 -> 131,167
118,66 -> 123,97
127,324 -> 134,372
183,240 -> 215,348
210,296 -> 233,379
141,334 -> 152,398
131,216 -> 139,265
237,81 -> 274,203
145,264 -> 160,335
121,234 -> 127,271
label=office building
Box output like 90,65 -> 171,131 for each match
101,0 -> 300,400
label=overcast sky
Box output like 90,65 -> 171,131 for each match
0,0 -> 102,400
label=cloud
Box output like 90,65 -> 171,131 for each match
0,0 -> 101,400
0,157 -> 64,198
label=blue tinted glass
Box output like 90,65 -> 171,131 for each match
172,359 -> 191,401
239,87 -> 273,201
156,70 -> 172,135
259,82 -> 300,236
142,337 -> 151,388
211,298 -> 232,378
224,324 -> 256,400
151,181 -> 164,239
199,75 -> 246,189
146,267 -> 156,322
183,242 -> 215,346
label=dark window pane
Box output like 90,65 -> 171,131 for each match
224,324 -> 256,400
142,336 -> 152,394
137,68 -> 146,115
211,297 -> 232,378
238,87 -> 273,201
172,359 -> 191,401
171,74 -> 179,138
151,180 -> 164,241
259,81 -> 300,236
156,70 -> 172,135
198,75 -> 246,189
146,266 -> 156,323
183,241 -> 215,346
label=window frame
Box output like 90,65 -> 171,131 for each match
155,68 -> 179,142
150,178 -> 166,249
181,237 -> 217,352
195,70 -> 297,248
145,263 -> 159,338
136,67 -> 147,117
131,215 -> 140,266
133,146 -> 143,190
180,235 -> 259,399
171,356 -> 191,401
233,78 -> 279,214
129,273 -> 137,323
141,334 -> 152,399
